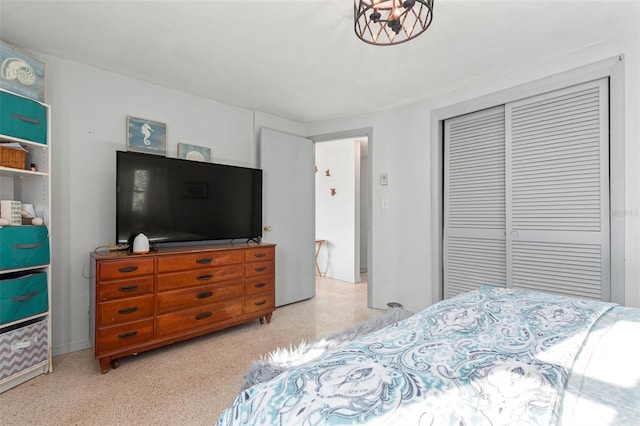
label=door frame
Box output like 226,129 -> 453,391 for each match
431,55 -> 626,304
310,127 -> 374,308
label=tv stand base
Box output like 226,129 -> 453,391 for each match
90,243 -> 276,373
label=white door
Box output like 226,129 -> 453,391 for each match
506,79 -> 610,300
260,128 -> 316,306
444,79 -> 610,301
444,106 -> 507,298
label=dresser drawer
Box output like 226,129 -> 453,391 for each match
97,276 -> 154,301
244,293 -> 275,315
244,276 -> 274,296
97,319 -> 154,353
157,281 -> 242,314
244,260 -> 274,278
244,246 -> 275,263
156,264 -> 243,291
157,250 -> 243,273
98,259 -> 154,281
97,295 -> 154,326
157,299 -> 243,337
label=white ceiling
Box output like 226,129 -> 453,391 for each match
0,0 -> 637,123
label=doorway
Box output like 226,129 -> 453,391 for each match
311,128 -> 373,307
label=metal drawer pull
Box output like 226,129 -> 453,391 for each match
254,300 -> 267,306
196,274 -> 213,280
12,113 -> 41,125
117,331 -> 138,339
118,307 -> 138,315
118,285 -> 139,292
254,252 -> 266,258
118,266 -> 138,273
254,283 -> 266,288
11,291 -> 39,302
196,291 -> 213,299
195,312 -> 212,320
14,242 -> 43,250
254,266 -> 266,272
195,258 -> 213,264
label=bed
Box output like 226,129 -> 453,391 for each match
217,285 -> 640,425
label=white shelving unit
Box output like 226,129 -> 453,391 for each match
0,89 -> 52,393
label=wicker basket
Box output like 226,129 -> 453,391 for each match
0,146 -> 27,169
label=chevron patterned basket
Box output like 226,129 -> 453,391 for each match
0,318 -> 48,381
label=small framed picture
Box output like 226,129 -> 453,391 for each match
178,143 -> 211,162
0,41 -> 45,102
127,116 -> 167,155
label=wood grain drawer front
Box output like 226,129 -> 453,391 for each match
157,299 -> 243,337
244,293 -> 275,314
245,246 -> 275,263
97,276 -> 154,301
156,281 -> 243,314
157,250 -> 243,273
98,259 -> 154,280
97,319 -> 154,353
244,276 -> 275,296
98,295 -> 154,326
156,264 -> 243,292
244,260 -> 274,278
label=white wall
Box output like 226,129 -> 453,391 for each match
315,138 -> 360,282
20,3 -> 639,355
41,54 -> 295,355
307,30 -> 640,311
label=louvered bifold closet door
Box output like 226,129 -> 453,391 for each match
506,79 -> 610,300
444,106 -> 506,298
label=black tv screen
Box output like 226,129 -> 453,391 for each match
116,151 -> 262,244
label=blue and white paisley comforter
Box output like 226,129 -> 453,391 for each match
217,286 -> 616,425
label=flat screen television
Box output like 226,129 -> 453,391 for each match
116,151 -> 262,245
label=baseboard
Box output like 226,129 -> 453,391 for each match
52,339 -> 91,357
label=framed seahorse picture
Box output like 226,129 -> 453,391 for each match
126,116 -> 167,156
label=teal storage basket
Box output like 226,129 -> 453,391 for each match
0,91 -> 47,144
0,226 -> 50,270
0,271 -> 48,325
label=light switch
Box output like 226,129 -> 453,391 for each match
380,173 -> 389,186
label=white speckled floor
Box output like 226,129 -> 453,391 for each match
0,275 -> 379,425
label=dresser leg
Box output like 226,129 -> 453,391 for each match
99,357 -> 120,373
99,358 -> 111,374
265,312 -> 272,324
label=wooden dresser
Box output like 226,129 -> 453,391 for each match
90,243 -> 275,373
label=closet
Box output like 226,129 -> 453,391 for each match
444,79 -> 610,301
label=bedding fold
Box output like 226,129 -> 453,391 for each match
217,286 -> 616,426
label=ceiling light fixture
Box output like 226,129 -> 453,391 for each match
354,0 -> 434,46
